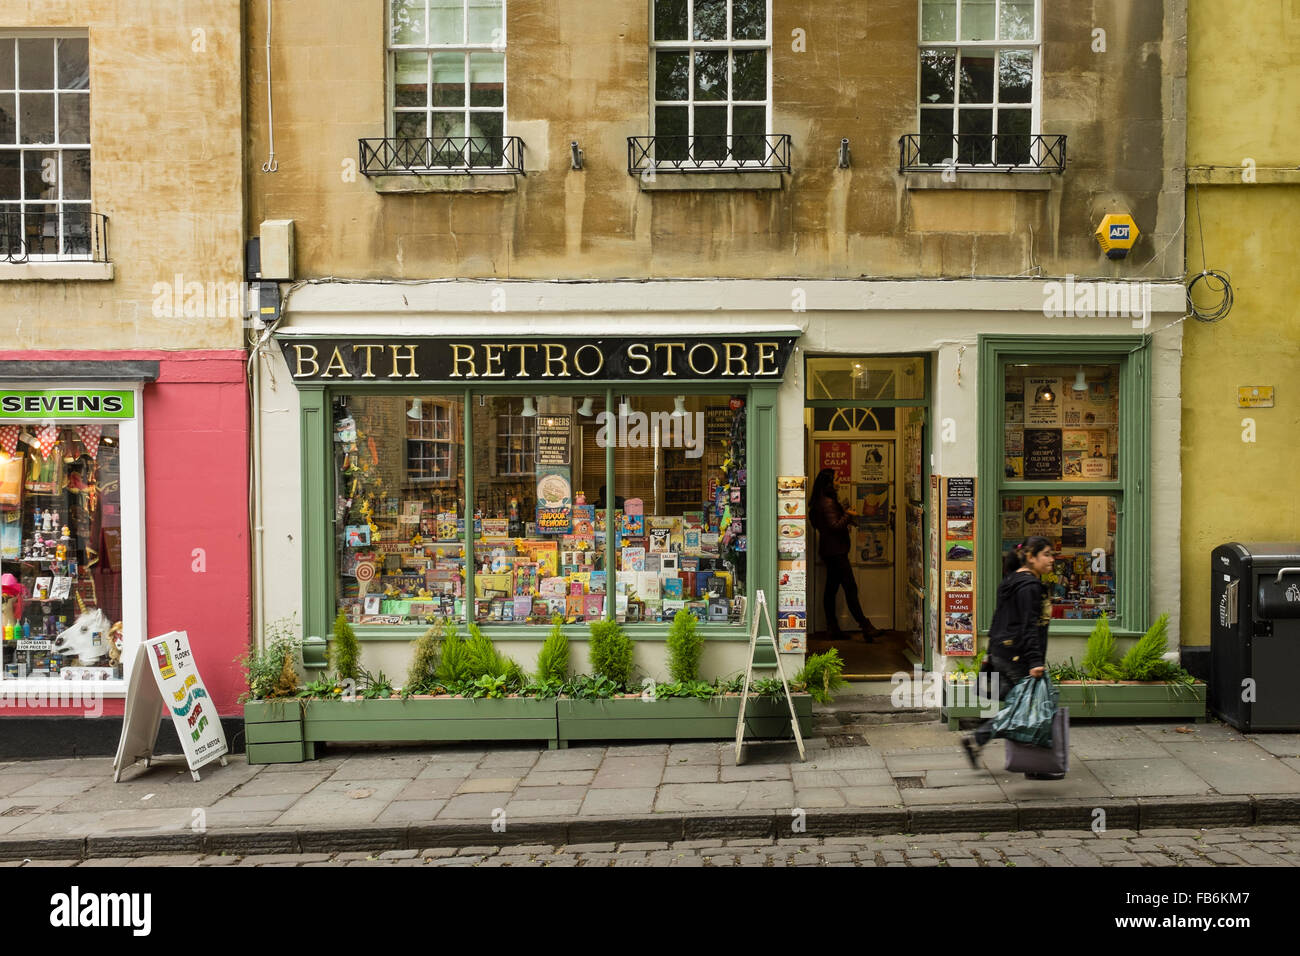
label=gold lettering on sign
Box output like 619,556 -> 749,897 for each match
542,343 -> 569,378
722,342 -> 749,377
292,344 -> 320,378
352,344 -> 384,378
626,343 -> 652,375
688,342 -> 720,376
389,344 -> 420,378
654,342 -> 685,376
321,346 -> 353,379
482,343 -> 505,378
449,344 -> 476,378
573,343 -> 604,376
507,343 -> 538,377
756,342 -> 779,375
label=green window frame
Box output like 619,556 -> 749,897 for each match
976,334 -> 1151,638
296,379 -> 779,646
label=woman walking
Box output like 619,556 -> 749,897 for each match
808,468 -> 883,641
961,535 -> 1055,773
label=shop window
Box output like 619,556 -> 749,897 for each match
333,395 -> 466,628
494,398 -> 536,476
612,395 -> 745,625
979,337 -> 1148,634
805,356 -> 926,401
0,422 -> 121,680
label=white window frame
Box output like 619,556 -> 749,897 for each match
649,0 -> 773,168
0,382 -> 145,699
407,398 -> 455,483
387,0 -> 508,169
0,30 -> 93,262
916,0 -> 1043,168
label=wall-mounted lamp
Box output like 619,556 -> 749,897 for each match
577,396 -> 595,417
670,395 -> 686,418
407,398 -> 423,420
618,395 -> 630,417
521,397 -> 537,417
570,141 -> 584,170
1072,367 -> 1088,392
838,138 -> 851,169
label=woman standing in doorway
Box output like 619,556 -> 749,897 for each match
809,468 -> 883,641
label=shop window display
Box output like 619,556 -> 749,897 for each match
1000,493 -> 1117,619
0,423 -> 122,680
1003,364 -> 1119,482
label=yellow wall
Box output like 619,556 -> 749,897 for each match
1181,1 -> 1300,643
0,3 -> 246,350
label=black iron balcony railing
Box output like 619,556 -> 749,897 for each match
359,136 -> 526,176
898,133 -> 1067,173
627,134 -> 792,174
0,208 -> 109,264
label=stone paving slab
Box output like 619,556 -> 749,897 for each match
1158,741 -> 1300,795
1082,757 -> 1213,797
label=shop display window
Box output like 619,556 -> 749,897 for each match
0,423 -> 122,680
1002,364 -> 1120,482
1000,494 -> 1117,619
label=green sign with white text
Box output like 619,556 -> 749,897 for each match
0,390 -> 135,420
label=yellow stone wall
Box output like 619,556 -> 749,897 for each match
246,0 -> 1185,280
0,3 -> 245,350
1180,1 -> 1300,644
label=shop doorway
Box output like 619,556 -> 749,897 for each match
804,356 -> 930,679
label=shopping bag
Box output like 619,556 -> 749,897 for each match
1004,706 -> 1070,774
989,674 -> 1058,748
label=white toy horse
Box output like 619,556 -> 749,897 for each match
52,609 -> 113,664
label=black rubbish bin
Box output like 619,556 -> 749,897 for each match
1209,542 -> 1300,731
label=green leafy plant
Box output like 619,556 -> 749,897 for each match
713,673 -> 746,695
436,623 -> 474,685
470,673 -> 509,699
1048,658 -> 1087,682
794,649 -> 847,704
521,676 -> 564,699
535,615 -> 570,683
464,623 -> 522,684
297,673 -> 341,699
562,674 -> 620,699
750,677 -> 786,699
588,620 -> 634,687
949,649 -> 986,681
330,611 -> 361,683
238,617 -> 302,702
1118,613 -> 1171,681
1082,614 -> 1122,681
405,620 -> 442,694
359,668 -> 395,699
665,609 -> 704,683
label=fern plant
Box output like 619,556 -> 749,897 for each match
795,649 -> 846,704
665,609 -> 704,683
1119,613 -> 1171,680
535,615 -> 570,683
464,623 -> 522,683
330,611 -> 360,683
238,617 -> 301,702
436,622 -> 473,686
1081,614 -> 1122,681
588,619 -> 634,687
405,620 -> 442,693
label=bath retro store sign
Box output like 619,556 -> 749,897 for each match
279,336 -> 800,383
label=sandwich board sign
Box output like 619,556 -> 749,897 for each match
113,630 -> 228,782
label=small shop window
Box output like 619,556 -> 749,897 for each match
333,395 -> 466,628
805,356 -> 926,401
0,423 -> 122,680
1000,494 -> 1117,620
1003,364 -> 1119,481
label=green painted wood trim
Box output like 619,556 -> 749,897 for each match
304,718 -> 558,743
299,386 -> 332,646
244,699 -> 302,722
246,742 -> 311,764
749,383 -> 778,662
976,335 -> 1151,636
556,716 -> 811,741
604,386 -> 615,615
246,721 -> 306,745
302,698 -> 556,718
555,695 -> 811,719
804,399 -> 930,408
462,387 -> 474,609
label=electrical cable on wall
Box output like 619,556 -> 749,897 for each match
262,0 -> 278,172
1186,185 -> 1231,322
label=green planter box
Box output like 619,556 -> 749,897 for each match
942,680 -> 1208,729
244,699 -> 314,764
557,694 -> 813,747
302,697 -> 558,747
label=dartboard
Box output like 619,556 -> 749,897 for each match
355,561 -> 376,583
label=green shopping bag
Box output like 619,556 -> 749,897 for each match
989,674 -> 1059,748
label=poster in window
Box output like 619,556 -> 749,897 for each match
535,414 -> 572,466
854,441 -> 890,483
1023,495 -> 1062,539
535,465 -> 572,535
1025,378 -> 1063,426
1023,429 -> 1063,480
817,441 -> 852,485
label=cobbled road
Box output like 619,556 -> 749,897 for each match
10,825 -> 1300,866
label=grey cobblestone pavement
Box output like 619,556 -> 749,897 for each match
8,825 -> 1300,866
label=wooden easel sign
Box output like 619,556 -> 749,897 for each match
113,631 -> 228,782
734,589 -> 806,765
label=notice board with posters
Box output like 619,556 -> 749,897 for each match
113,631 -> 228,782
939,477 -> 977,657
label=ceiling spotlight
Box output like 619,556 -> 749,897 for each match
521,397 -> 537,417
407,399 -> 423,420
577,396 -> 594,417
670,395 -> 686,418
1073,367 -> 1088,392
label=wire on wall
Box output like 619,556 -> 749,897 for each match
1186,185 -> 1231,322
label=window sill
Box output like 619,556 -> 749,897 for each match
369,173 -> 518,194
639,170 -> 784,192
0,261 -> 114,281
904,171 -> 1055,192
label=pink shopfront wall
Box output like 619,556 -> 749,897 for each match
1,350 -> 250,717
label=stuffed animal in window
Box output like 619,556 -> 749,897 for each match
51,608 -> 113,664
1,573 -> 23,632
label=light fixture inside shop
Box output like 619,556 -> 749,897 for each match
1037,382 -> 1055,404
1073,367 -> 1088,392
407,399 -> 423,420
577,396 -> 594,417
618,396 -> 630,417
670,395 -> 686,418
521,397 -> 537,417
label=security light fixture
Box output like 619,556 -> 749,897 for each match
570,141 -> 584,170
838,138 -> 851,169
671,395 -> 686,418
